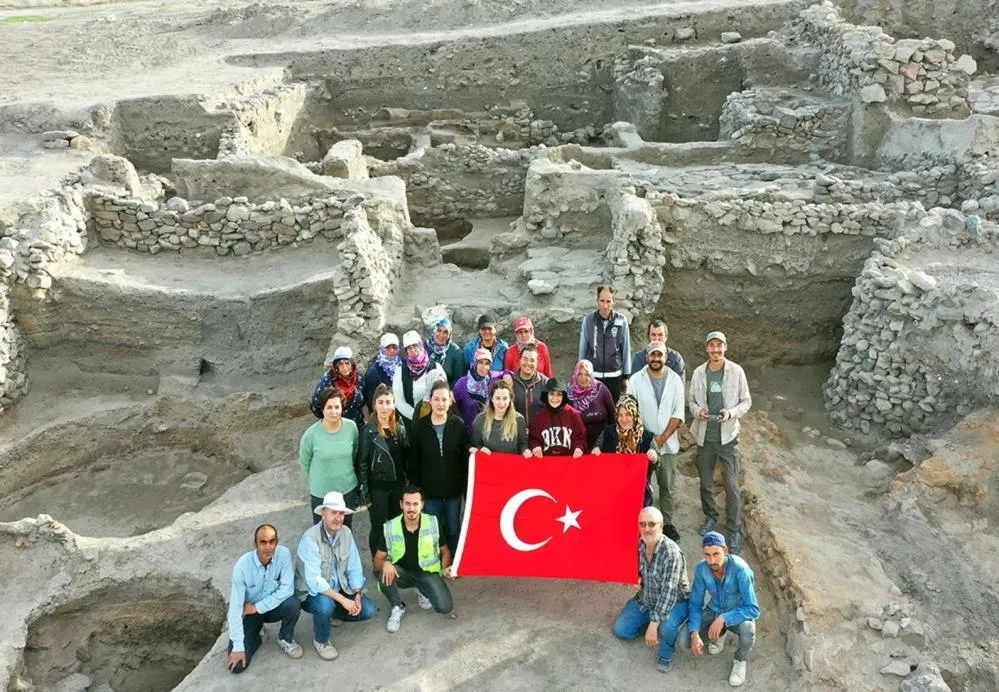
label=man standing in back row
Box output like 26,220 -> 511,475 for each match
579,285 -> 631,401
689,331 -> 752,554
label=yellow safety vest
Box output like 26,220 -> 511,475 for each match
384,514 -> 442,573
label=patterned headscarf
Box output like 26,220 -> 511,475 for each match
331,357 -> 359,404
376,344 -> 400,380
405,340 -> 431,377
615,395 -> 645,454
427,317 -> 453,365
465,355 -> 493,402
568,360 -> 600,411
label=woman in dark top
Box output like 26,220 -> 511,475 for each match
357,383 -> 410,557
471,380 -> 530,457
426,317 -> 466,386
310,346 -> 366,429
567,359 -> 617,450
409,380 -> 471,553
595,395 -> 657,507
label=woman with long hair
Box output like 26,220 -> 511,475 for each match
310,346 -> 366,429
357,383 -> 410,556
471,379 -> 531,457
299,387 -> 361,527
567,359 -> 616,450
595,394 -> 657,508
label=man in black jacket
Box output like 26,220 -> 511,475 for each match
409,380 -> 472,554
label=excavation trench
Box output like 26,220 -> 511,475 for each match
22,578 -> 226,692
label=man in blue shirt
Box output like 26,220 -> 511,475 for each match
295,491 -> 376,661
689,531 -> 760,687
226,524 -> 303,673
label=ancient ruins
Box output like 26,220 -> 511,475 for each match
1,0 -> 998,689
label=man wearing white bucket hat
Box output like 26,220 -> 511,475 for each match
295,491 -> 375,661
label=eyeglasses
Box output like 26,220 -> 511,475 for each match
638,521 -> 661,528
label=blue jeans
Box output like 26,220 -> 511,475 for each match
423,496 -> 462,553
226,595 -> 301,674
301,592 -> 376,643
613,597 -> 690,664
697,607 -> 756,661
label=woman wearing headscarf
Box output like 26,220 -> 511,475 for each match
310,346 -> 366,429
363,332 -> 400,411
393,330 -> 447,423
453,348 -> 504,433
595,394 -> 657,508
471,379 -> 531,457
567,359 -> 617,450
502,316 -> 553,378
426,317 -> 466,386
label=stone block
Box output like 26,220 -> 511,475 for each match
322,139 -> 369,179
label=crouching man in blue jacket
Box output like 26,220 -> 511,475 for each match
689,531 -> 760,687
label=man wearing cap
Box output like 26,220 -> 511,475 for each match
632,319 -> 685,381
364,332 -> 401,411
372,486 -> 455,633
579,284 -> 632,401
511,342 -> 548,430
689,531 -> 759,687
295,491 -> 376,661
463,314 -> 509,371
613,506 -> 690,674
503,316 -> 553,378
689,331 -> 752,553
227,524 -> 303,674
529,378 -> 587,458
628,341 -> 685,540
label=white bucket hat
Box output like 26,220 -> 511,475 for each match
313,491 -> 354,515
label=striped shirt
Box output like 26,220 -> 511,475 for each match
637,535 -> 690,622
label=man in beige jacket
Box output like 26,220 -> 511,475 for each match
688,332 -> 752,554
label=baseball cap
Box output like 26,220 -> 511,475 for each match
705,331 -> 727,344
477,314 -> 496,330
402,330 -> 422,348
380,332 -> 399,348
474,348 -> 492,363
647,340 -> 667,355
702,531 -> 727,548
332,346 -> 353,362
513,316 -> 533,332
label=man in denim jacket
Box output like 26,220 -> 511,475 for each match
688,331 -> 752,553
689,531 -> 760,687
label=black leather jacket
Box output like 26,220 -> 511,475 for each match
357,420 -> 409,494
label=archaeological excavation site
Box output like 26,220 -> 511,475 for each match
1,0 -> 998,689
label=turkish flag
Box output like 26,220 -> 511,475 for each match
452,452 -> 647,583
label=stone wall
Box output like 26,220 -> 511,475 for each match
790,2 -> 976,118
89,191 -> 347,256
217,83 -> 308,158
719,88 -> 851,161
824,208 -> 999,435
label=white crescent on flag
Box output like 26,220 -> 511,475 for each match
499,488 -> 555,552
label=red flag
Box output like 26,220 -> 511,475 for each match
452,452 -> 647,583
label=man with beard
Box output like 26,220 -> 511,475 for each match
689,531 -> 759,687
510,343 -> 548,429
627,341 -> 685,541
372,486 -> 455,633
688,331 -> 752,553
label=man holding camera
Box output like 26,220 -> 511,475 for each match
689,332 -> 752,554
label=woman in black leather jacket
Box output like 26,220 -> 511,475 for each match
357,383 -> 410,557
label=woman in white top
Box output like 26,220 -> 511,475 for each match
393,329 -> 447,422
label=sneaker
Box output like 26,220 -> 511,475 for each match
313,639 -> 339,661
664,524 -> 680,541
707,635 -> 726,655
386,605 -> 406,633
729,659 -> 747,687
416,591 -> 433,610
656,658 -> 673,673
700,517 -> 717,534
278,638 -> 303,659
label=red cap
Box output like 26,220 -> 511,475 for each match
513,316 -> 533,332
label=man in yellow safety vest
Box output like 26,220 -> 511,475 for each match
372,485 -> 456,632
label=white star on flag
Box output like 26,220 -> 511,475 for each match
556,505 -> 582,534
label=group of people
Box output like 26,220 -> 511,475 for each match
229,283 -> 757,686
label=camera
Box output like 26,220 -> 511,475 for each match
707,413 -> 723,423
